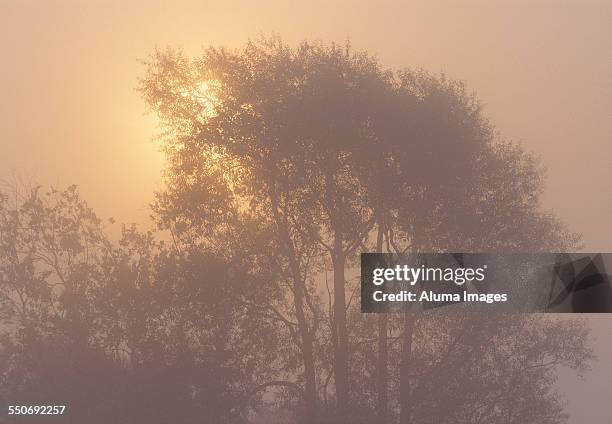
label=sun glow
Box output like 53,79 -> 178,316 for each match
192,80 -> 220,118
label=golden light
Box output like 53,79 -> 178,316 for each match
192,80 -> 221,118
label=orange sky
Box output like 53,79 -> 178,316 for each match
1,2 -> 611,421
1,0 -> 610,250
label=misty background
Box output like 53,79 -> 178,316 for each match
1,1 -> 610,423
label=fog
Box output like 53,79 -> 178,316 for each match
1,1 -> 610,422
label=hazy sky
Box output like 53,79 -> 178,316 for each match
1,0 -> 610,249
1,1 -> 611,422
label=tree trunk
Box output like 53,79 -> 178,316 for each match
377,315 -> 388,422
292,277 -> 318,422
399,313 -> 416,424
375,224 -> 388,423
332,235 -> 349,421
269,189 -> 318,421
284,237 -> 317,422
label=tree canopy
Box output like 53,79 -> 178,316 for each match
0,38 -> 589,424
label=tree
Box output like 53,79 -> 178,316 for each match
139,37 -> 588,424
0,38 -> 592,424
0,185 -> 283,423
0,184 -> 120,421
366,70 -> 581,424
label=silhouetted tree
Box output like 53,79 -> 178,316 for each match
139,37 -> 588,424
0,184 -> 119,422
0,185 -> 284,423
0,36 -> 593,424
